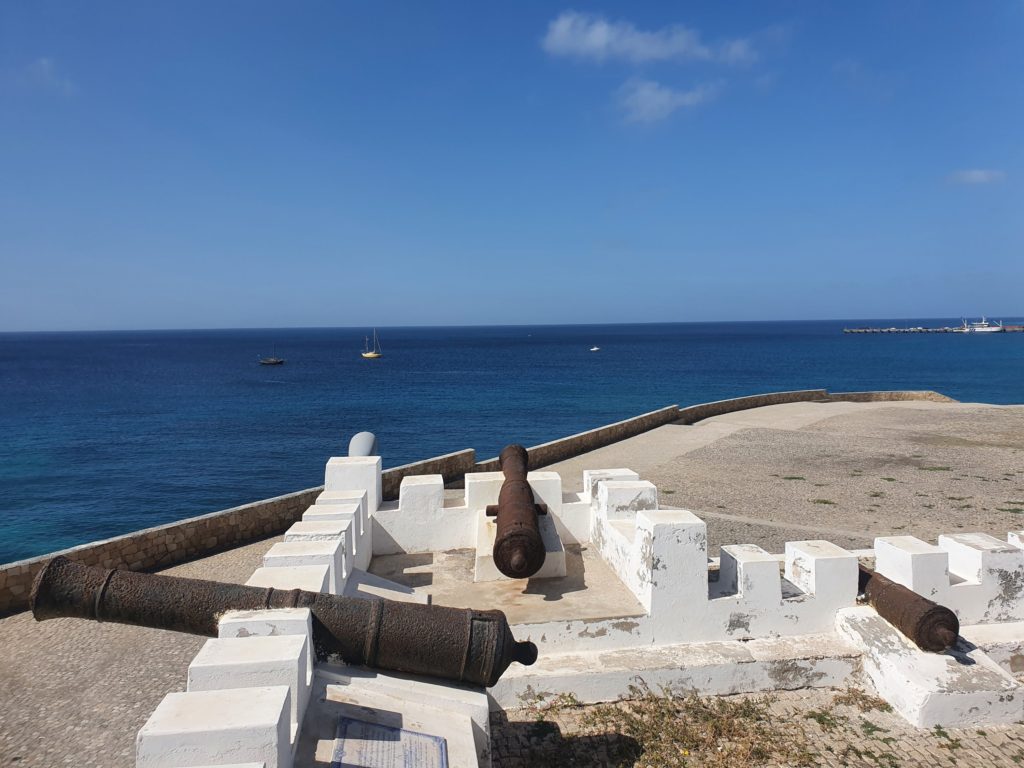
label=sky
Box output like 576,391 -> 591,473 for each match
1,1 -> 1022,331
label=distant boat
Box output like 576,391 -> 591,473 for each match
361,329 -> 383,359
590,345 -> 600,352
259,344 -> 285,365
954,317 -> 1004,334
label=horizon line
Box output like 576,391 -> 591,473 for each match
2,315 -> 1021,335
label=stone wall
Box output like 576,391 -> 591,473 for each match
828,390 -> 956,403
675,389 -> 830,425
475,405 -> 682,472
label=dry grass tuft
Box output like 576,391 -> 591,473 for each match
519,683 -> 814,767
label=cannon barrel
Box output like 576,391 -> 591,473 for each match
858,565 -> 959,652
485,444 -> 546,579
30,556 -> 537,687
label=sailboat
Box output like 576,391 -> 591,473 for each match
361,329 -> 383,359
259,344 -> 285,365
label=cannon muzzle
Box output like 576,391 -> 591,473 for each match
858,565 -> 959,652
31,556 -> 537,687
485,444 -> 546,579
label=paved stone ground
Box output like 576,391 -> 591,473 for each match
492,686 -> 1024,767
0,535 -> 281,767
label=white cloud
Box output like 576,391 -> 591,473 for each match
948,169 -> 1006,185
14,58 -> 75,94
617,78 -> 720,123
542,11 -> 753,65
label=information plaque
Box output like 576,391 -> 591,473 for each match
331,716 -> 449,768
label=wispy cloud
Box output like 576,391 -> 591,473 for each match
948,169 -> 1006,185
542,11 -> 755,65
617,78 -> 721,123
10,57 -> 76,95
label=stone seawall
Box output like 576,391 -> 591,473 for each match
828,390 -> 957,404
475,405 -> 683,472
676,389 -> 830,424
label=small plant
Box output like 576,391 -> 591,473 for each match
860,718 -> 887,736
805,708 -> 844,731
868,491 -> 885,498
831,687 -> 892,713
881,477 -> 897,482
999,507 -> 1024,514
918,466 -> 952,471
782,476 -> 805,481
811,498 -> 836,505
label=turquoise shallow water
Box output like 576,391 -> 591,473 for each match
1,320 -> 1022,564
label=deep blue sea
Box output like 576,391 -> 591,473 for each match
2,320 -> 1023,565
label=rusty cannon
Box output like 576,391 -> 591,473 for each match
30,556 -> 537,687
858,565 -> 959,652
485,444 -> 547,579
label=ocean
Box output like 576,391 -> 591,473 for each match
2,320 -> 1022,565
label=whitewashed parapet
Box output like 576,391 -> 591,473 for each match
374,470 -> 575,556
519,469 -> 859,653
372,474 -> 476,555
874,533 -> 1024,624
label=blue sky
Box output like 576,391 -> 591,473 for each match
1,2 -> 1021,331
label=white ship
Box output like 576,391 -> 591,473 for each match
954,317 -> 1004,333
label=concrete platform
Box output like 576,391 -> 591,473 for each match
368,544 -> 644,626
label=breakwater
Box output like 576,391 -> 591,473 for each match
844,325 -> 1024,333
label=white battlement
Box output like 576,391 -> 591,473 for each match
874,532 -> 1024,623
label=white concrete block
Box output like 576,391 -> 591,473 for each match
465,471 -> 504,511
836,606 -> 1023,727
218,609 -> 314,683
1009,531 -> 1024,550
285,519 -> 350,542
324,456 -> 381,514
264,539 -> 345,591
284,521 -> 354,580
399,474 -> 444,516
582,468 -> 639,505
785,540 -> 858,602
597,480 -> 658,521
717,544 -> 781,603
874,536 -> 949,598
136,687 -> 291,768
188,636 -> 309,744
939,532 -> 1023,584
314,490 -> 367,536
474,511 -> 566,582
246,565 -> 330,594
553,496 -> 591,544
527,471 -> 562,514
